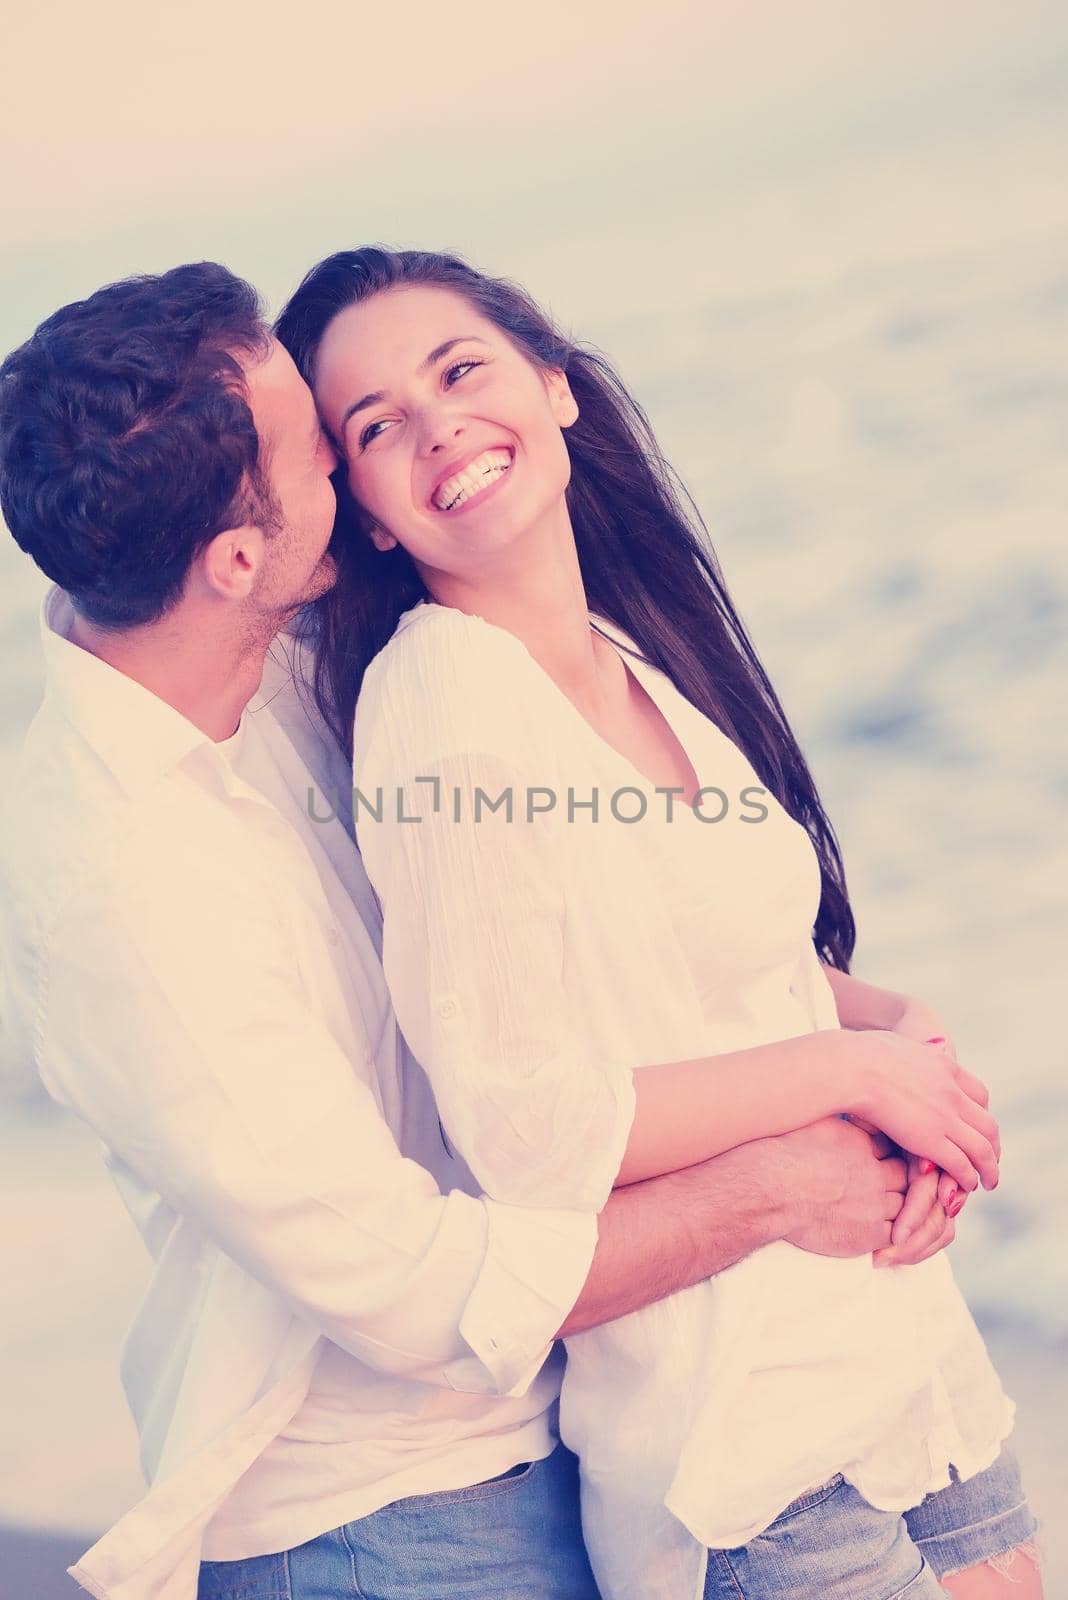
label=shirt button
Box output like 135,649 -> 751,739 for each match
437,998 -> 458,1020
326,926 -> 341,947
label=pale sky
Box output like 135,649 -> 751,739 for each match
4,0 -> 1066,333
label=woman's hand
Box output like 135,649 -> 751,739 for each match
890,1004 -> 974,1214
873,1152 -> 960,1267
847,1031 -> 1000,1194
889,995 -> 957,1053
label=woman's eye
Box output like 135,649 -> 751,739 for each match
358,418 -> 391,449
356,362 -> 483,447
444,359 -> 483,387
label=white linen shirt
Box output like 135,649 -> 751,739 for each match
353,600 -> 1014,1600
0,588 -> 599,1600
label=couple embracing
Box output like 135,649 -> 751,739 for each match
0,249 -> 1041,1599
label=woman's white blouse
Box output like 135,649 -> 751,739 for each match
354,601 -> 1014,1600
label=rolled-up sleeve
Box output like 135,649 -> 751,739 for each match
354,608 -> 638,1216
38,823 -> 595,1398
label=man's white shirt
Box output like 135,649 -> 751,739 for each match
0,588 -> 597,1600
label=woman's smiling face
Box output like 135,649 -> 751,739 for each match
312,284 -> 578,584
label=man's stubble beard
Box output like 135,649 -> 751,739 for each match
237,548 -> 338,654
292,548 -> 338,615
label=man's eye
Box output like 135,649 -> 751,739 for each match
444,359 -> 483,387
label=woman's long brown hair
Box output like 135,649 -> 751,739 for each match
275,248 -> 855,970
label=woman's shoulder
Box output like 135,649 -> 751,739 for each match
355,602 -> 547,768
363,602 -> 536,707
395,598 -> 532,660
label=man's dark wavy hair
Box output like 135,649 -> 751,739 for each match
0,261 -> 274,628
276,246 -> 856,970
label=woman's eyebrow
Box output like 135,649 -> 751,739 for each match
339,336 -> 489,434
420,334 -> 487,371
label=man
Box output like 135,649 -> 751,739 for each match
0,264 -> 952,1600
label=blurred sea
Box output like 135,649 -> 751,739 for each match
1,45 -> 1066,1588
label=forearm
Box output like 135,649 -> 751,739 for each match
819,962 -> 908,1031
560,1141 -> 790,1336
616,1028 -> 855,1186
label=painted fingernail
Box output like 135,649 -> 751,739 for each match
918,1159 -> 936,1175
949,1194 -> 965,1217
924,1036 -> 947,1045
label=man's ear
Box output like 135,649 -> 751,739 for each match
200,524 -> 266,599
368,524 -> 399,552
545,367 -> 579,429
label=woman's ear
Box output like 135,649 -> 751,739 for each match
545,368 -> 579,429
368,524 -> 399,553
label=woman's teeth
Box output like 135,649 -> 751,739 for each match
434,449 -> 512,511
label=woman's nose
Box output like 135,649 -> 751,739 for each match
418,410 -> 465,456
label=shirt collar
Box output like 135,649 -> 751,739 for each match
397,599 -> 640,654
40,585 -> 219,798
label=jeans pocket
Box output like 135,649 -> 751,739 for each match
887,1559 -> 945,1600
768,1473 -> 846,1525
382,1459 -> 537,1513
197,1549 -> 291,1600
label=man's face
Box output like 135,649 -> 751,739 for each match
242,338 -> 339,620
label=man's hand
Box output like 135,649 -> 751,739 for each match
774,1117 -> 962,1267
774,1117 -> 908,1257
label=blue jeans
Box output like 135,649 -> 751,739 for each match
199,1442 -> 1038,1600
197,1446 -> 602,1599
703,1445 -> 1040,1599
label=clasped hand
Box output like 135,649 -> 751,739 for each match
870,999 -> 994,1267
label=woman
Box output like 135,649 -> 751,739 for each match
275,249 -> 1042,1599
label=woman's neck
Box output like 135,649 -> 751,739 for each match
427,512 -> 615,713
